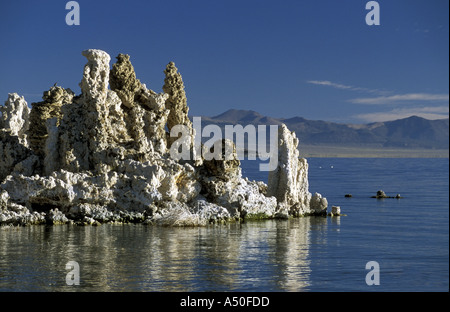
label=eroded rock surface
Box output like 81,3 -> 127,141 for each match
28,85 -> 74,171
1,93 -> 30,146
0,94 -> 36,182
0,49 -> 326,226
268,124 -> 327,217
163,62 -> 191,133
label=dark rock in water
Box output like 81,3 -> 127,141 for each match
370,190 -> 387,198
371,190 -> 403,199
344,194 -> 352,198
376,190 -> 387,198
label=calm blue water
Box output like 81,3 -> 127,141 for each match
243,157 -> 449,291
0,158 -> 448,292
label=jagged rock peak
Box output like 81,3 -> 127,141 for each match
81,49 -> 111,62
109,53 -> 168,112
109,53 -> 142,108
267,124 -> 304,204
163,61 -> 191,131
80,49 -> 111,102
267,123 -> 327,216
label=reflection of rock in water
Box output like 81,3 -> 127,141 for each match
271,217 -> 326,291
274,219 -> 312,291
0,221 -> 332,291
0,49 -> 327,226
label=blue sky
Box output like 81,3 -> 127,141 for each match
0,0 -> 448,123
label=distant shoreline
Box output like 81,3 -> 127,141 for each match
239,145 -> 449,158
298,145 -> 449,158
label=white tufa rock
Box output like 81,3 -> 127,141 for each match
331,206 -> 341,216
310,192 -> 328,215
0,93 -> 34,183
80,49 -> 111,102
0,49 -> 327,226
267,124 -> 327,215
1,93 -> 30,146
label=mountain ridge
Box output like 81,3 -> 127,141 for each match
197,109 -> 449,150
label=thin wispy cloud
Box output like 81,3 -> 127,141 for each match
306,80 -> 383,94
350,93 -> 450,105
307,80 -> 449,104
308,79 -> 450,122
307,80 -> 354,90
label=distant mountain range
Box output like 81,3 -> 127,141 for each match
196,109 -> 449,150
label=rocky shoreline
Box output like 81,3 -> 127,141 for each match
1,49 -> 328,226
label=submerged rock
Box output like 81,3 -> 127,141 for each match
0,49 -> 326,226
374,190 -> 388,198
371,190 -> 403,199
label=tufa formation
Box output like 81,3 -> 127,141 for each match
0,49 -> 327,226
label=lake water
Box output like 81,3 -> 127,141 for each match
0,158 -> 448,292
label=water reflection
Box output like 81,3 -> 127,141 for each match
0,217 -> 328,292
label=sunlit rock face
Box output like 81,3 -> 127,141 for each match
200,139 -> 277,220
267,124 -> 327,217
0,49 -> 326,226
1,93 -> 30,146
0,93 -> 35,183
